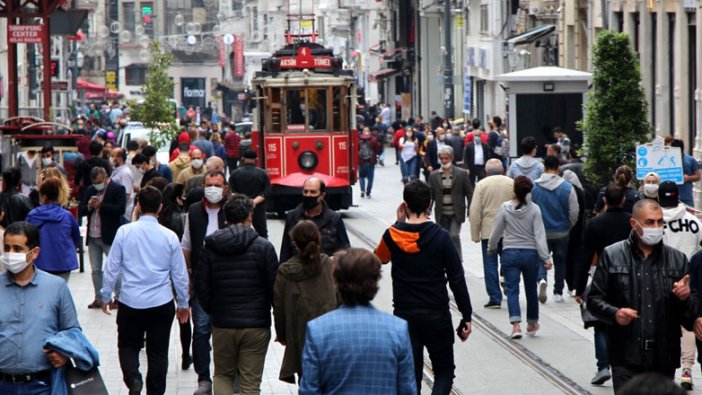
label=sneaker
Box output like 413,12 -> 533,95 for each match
87,300 -> 101,309
510,328 -> 522,340
181,355 -> 192,370
129,378 -> 143,395
361,192 -> 365,198
591,368 -> 611,385
553,294 -> 565,303
526,323 -> 540,336
483,301 -> 501,309
681,369 -> 693,391
538,280 -> 548,304
193,380 -> 213,395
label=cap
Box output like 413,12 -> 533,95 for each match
658,181 -> 679,208
242,150 -> 257,159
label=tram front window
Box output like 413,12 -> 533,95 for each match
286,88 -> 327,131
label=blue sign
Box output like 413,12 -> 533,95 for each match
635,144 -> 684,184
463,73 -> 472,114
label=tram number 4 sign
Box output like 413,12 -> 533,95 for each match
7,24 -> 46,44
636,142 -> 684,184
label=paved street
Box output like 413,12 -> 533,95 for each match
68,153 -> 702,394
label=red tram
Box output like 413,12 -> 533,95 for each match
251,15 -> 357,216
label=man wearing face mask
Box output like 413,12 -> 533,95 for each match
79,167 -> 126,310
110,148 -> 135,222
428,146 -> 473,260
0,221 -> 81,395
75,141 -> 112,201
133,153 -> 159,189
39,145 -> 66,176
587,199 -> 696,393
229,150 -> 271,239
181,170 -> 229,395
176,149 -> 206,186
463,127 -> 490,185
279,177 -> 350,263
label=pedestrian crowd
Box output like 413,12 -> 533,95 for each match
1,101 -> 701,395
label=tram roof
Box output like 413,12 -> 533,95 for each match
252,72 -> 355,87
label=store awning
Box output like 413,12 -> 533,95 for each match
382,47 -> 405,59
216,80 -> 247,93
84,90 -> 123,101
77,79 -> 107,91
506,24 -> 556,45
369,68 -> 400,82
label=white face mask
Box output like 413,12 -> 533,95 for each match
643,183 -> 659,195
191,159 -> 204,169
109,157 -> 116,167
204,186 -> 224,204
441,162 -> 452,170
634,220 -> 664,246
42,157 -> 53,166
1,251 -> 31,274
137,167 -> 146,175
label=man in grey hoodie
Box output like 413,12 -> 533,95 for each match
507,137 -> 544,181
530,156 -> 579,304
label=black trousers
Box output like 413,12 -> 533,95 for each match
611,365 -> 674,394
117,301 -> 175,395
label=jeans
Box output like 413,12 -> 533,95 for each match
358,162 -> 375,195
88,237 -> 119,302
594,324 -> 608,371
611,365 -> 674,393
0,380 -> 51,395
400,156 -> 418,182
191,296 -> 213,383
394,309 -> 454,395
538,236 -> 569,295
438,215 -> 462,260
481,240 -> 502,304
117,301 -> 175,395
501,249 -> 539,324
212,326 -> 271,395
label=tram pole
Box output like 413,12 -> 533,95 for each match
442,0 -> 454,119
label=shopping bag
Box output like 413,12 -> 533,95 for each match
65,365 -> 109,395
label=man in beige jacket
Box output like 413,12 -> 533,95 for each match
469,158 -> 514,308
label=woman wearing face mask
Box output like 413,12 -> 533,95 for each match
398,126 -> 419,184
421,128 -> 440,181
638,172 -> 661,200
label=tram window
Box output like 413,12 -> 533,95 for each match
286,88 -> 328,131
332,87 -> 342,132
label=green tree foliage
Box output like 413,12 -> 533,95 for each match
579,30 -> 653,186
129,41 -> 177,149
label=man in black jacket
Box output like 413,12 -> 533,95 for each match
79,166 -> 126,309
195,193 -> 278,395
0,167 -> 34,228
279,177 -> 350,263
463,127 -> 490,185
229,150 -> 271,239
576,183 -> 632,386
181,170 -> 228,395
75,141 -> 112,201
588,199 -> 696,393
374,180 -> 473,394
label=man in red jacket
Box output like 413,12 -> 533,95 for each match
224,127 -> 241,176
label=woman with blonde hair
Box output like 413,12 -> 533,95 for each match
30,167 -> 72,208
273,220 -> 337,384
210,131 -> 227,163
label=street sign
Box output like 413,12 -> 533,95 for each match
636,142 -> 684,184
7,24 -> 46,44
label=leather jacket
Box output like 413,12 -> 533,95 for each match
587,235 -> 697,370
0,188 -> 34,228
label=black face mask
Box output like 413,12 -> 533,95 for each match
302,195 -> 320,210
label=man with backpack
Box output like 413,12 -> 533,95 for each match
488,116 -> 509,167
358,127 -> 381,198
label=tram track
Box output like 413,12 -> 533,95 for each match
342,220 -> 591,395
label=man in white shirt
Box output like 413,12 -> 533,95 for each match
110,148 -> 135,222
102,186 -> 190,395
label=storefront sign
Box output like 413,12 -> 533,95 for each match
181,77 -> 206,109
234,34 -> 245,78
7,24 -> 45,44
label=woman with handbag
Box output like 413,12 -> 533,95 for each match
488,176 -> 553,339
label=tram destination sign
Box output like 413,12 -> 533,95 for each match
278,47 -> 333,69
7,24 -> 46,44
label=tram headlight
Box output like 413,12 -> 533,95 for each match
298,151 -> 318,171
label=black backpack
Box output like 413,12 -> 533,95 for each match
359,139 -> 373,161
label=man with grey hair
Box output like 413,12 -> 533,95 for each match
469,158 -> 514,308
428,145 -> 473,259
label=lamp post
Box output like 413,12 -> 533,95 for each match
443,0 -> 454,119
